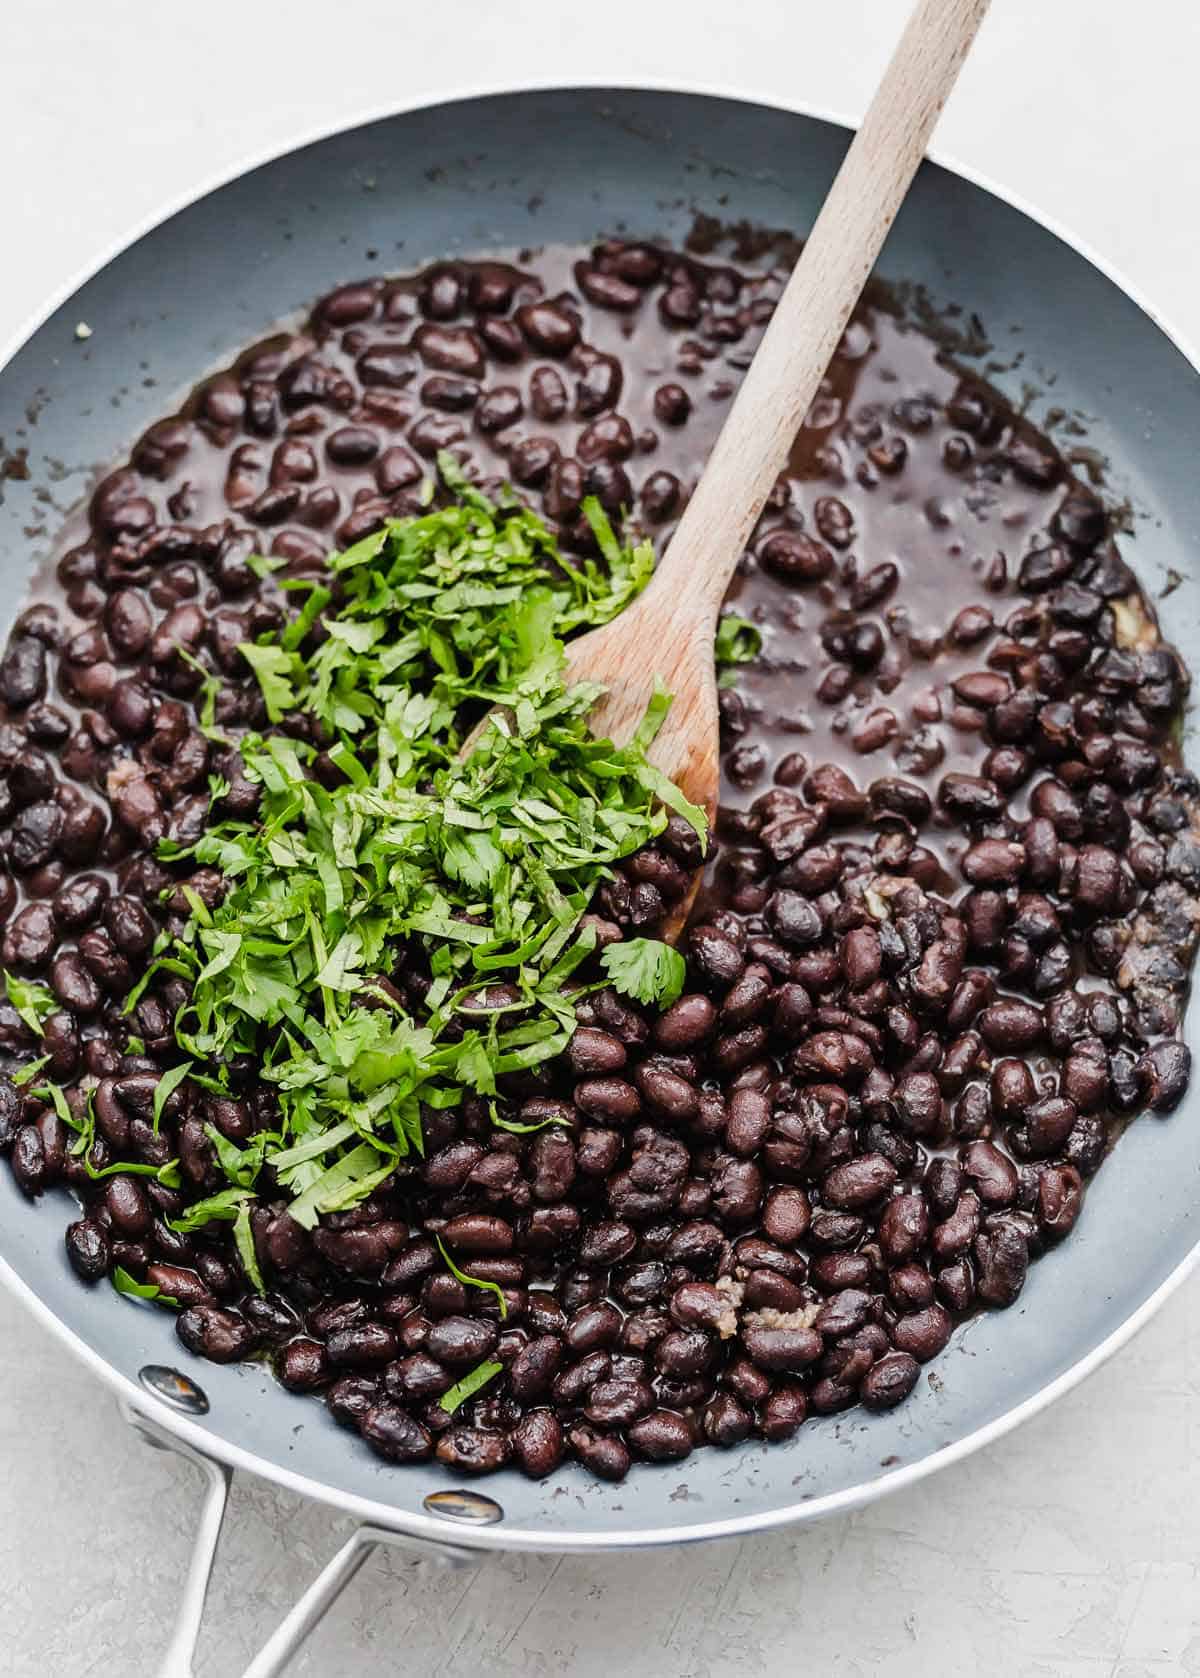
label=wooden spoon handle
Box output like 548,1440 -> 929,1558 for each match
657,0 -> 991,625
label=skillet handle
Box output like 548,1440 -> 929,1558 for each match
124,1405 -> 478,1678
240,1522 -> 476,1678
124,1406 -> 233,1678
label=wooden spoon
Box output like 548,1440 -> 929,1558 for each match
563,0 -> 990,850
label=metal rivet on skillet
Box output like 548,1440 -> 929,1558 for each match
138,1364 -> 210,1415
423,1489 -> 504,1524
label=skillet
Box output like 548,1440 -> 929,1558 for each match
1,83 -> 1199,1673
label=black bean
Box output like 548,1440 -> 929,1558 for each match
814,1288 -> 872,1339
962,839 -> 1025,887
1019,1095 -> 1078,1157
314,1223 -> 407,1274
279,1338 -> 330,1392
758,531 -> 835,586
961,1139 -> 1019,1206
565,1301 -> 622,1356
974,1224 -> 1028,1308
515,303 -> 579,356
3,902 -> 56,972
147,1264 -> 213,1309
386,1353 -> 452,1403
575,1078 -> 640,1124
688,925 -> 746,988
411,325 -> 484,378
894,1071 -> 945,1139
741,1323 -> 822,1372
759,1384 -> 808,1441
823,1153 -> 897,1210
636,1062 -> 698,1120
326,425 -> 381,466
861,1351 -> 921,1410
655,1327 -> 716,1377
176,1305 -> 259,1363
878,1195 -> 929,1263
363,1403 -> 433,1463
441,1213 -> 514,1254
512,1410 -> 565,1479
892,1304 -> 952,1362
584,1378 -> 655,1427
1140,1041 -> 1190,1113
569,1424 -> 630,1481
327,1323 -> 399,1367
509,1335 -> 563,1402
627,1410 -> 693,1462
0,639 -> 47,709
978,999 -> 1044,1052
1037,1164 -> 1084,1238
326,1376 -> 382,1430
703,1391 -> 752,1447
889,1263 -> 934,1311
576,1222 -> 634,1269
65,1217 -> 111,1281
105,1174 -> 152,1238
654,994 -> 716,1049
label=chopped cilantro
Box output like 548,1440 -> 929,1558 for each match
12,1054 -> 50,1088
601,938 -> 687,1008
246,552 -> 288,581
30,1081 -> 85,1137
147,459 -> 705,1228
237,641 -> 296,722
152,1060 -> 192,1134
167,1186 -> 257,1233
437,1236 -> 508,1319
489,1106 -> 572,1135
234,1200 -> 266,1294
714,613 -> 762,667
112,1265 -> 178,1309
176,645 -> 231,744
4,971 -> 56,1038
439,1358 -> 504,1414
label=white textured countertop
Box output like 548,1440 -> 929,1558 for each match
3,2 -> 1199,1673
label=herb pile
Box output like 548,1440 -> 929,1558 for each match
83,461 -> 751,1265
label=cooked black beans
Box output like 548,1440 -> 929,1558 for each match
1,239 -> 1191,1488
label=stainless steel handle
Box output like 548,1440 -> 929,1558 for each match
123,1403 -> 479,1678
242,1522 -> 476,1678
125,1407 -> 233,1678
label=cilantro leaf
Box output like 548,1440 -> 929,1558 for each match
234,1201 -> 266,1294
238,641 -> 297,721
153,1061 -> 192,1134
246,552 -> 288,581
4,971 -> 56,1038
112,1266 -> 178,1309
439,1358 -> 504,1414
168,1186 -> 257,1233
436,1236 -> 508,1320
601,938 -> 687,1008
714,613 -> 763,667
12,1054 -> 50,1088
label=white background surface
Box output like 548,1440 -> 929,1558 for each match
3,2 -> 1200,1673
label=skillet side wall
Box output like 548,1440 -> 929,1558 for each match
0,87 -> 1198,1548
